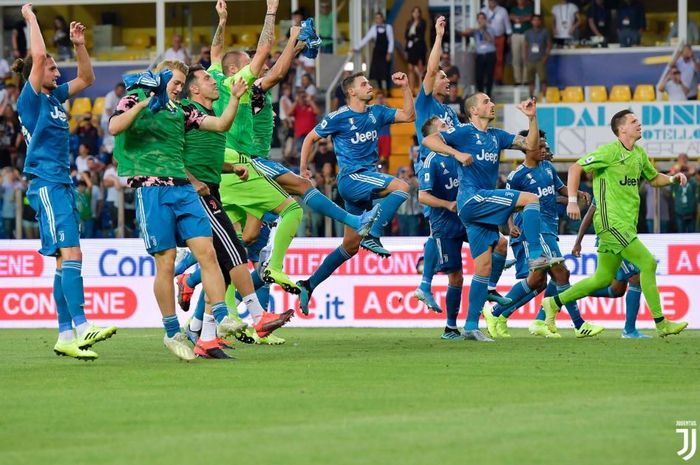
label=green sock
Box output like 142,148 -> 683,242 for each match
557,251 -> 622,305
225,284 -> 238,313
620,238 -> 664,319
269,201 -> 302,271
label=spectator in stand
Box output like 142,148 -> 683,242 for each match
310,172 -> 326,236
357,12 -> 394,92
319,161 -> 344,237
0,106 -> 20,169
670,153 -> 696,177
53,16 -> 72,60
674,45 -> 699,100
301,73 -> 317,97
396,165 -> 421,236
332,69 -> 352,111
21,193 -> 38,239
72,113 -> 100,155
446,84 -> 466,122
11,15 -> 27,59
668,19 -> 700,45
463,12 -> 497,95
587,0 -> 612,45
617,0 -> 645,47
162,33 -> 191,65
3,83 -> 19,111
278,82 -> 295,158
291,89 -> 319,163
75,176 -> 94,238
658,66 -> 689,101
310,139 -> 337,174
100,82 -> 125,153
439,51 -> 451,70
409,134 -> 420,166
1,167 -> 21,238
102,158 -> 129,237
74,143 -> 93,173
404,7 -> 428,91
552,0 -> 580,47
196,46 -> 211,69
88,171 -> 103,238
525,14 -> 552,99
481,0 -> 511,85
445,66 -> 461,95
319,0 -> 347,53
671,165 -> 697,233
510,0 -> 533,86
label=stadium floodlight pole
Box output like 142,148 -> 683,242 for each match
679,0 -> 688,44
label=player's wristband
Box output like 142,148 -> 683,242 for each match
568,196 -> 578,203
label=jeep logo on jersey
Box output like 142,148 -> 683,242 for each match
444,178 -> 459,190
50,106 -> 67,122
537,185 -> 556,197
351,130 -> 378,144
476,150 -> 498,162
619,176 -> 640,186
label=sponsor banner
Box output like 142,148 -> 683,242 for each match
0,235 -> 698,329
503,102 -> 700,159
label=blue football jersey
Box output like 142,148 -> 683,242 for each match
414,85 -> 460,145
419,151 -> 465,238
506,160 -> 564,243
315,104 -> 397,177
440,123 -> 515,202
17,82 -> 71,184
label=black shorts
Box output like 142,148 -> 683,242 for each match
198,184 -> 248,279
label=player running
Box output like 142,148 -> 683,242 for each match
422,94 -> 560,342
542,109 -> 688,337
481,129 -> 602,339
15,4 -> 116,361
418,117 -> 467,340
109,59 -> 248,360
568,199 -> 647,338
179,64 -> 294,357
296,71 -> 416,314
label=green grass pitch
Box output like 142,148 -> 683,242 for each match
1,328 -> 698,465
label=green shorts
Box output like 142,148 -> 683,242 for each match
220,149 -> 289,224
597,226 -> 637,255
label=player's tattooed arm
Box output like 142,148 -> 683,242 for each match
251,0 -> 279,77
211,0 -> 227,65
261,26 -> 302,91
510,134 -> 528,150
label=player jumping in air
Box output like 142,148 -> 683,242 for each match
541,109 -> 688,337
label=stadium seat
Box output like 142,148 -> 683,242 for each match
70,97 -> 92,116
545,87 -> 561,103
609,85 -> 632,102
389,88 -> 404,98
633,84 -> 655,101
390,123 -> 414,137
589,85 -> 608,102
92,97 -> 105,117
561,86 -> 584,103
130,32 -> 152,49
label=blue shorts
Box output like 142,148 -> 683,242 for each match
512,234 -> 562,279
135,185 -> 212,255
27,178 -> 80,257
251,157 -> 291,180
435,235 -> 467,273
458,189 -> 519,259
616,259 -> 640,282
337,170 -> 394,215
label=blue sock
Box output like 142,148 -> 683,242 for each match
624,284 -> 642,333
61,260 -> 87,326
536,281 -> 558,320
251,268 -> 265,290
162,315 -> 180,338
465,275 -> 489,330
370,190 -> 409,238
186,267 -> 201,288
53,270 -> 72,333
211,301 -> 228,323
558,284 -> 585,329
309,246 -> 353,291
446,284 -> 462,327
489,251 -> 507,288
589,286 -> 614,298
175,251 -> 198,276
257,285 -> 271,310
522,204 -> 544,259
492,280 -> 532,317
193,292 -> 206,322
419,238 -> 438,293
304,187 -> 359,230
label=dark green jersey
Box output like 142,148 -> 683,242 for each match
182,99 -> 226,185
209,63 -> 257,155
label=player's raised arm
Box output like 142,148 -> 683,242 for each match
67,22 -> 95,97
199,78 -> 246,132
108,94 -> 152,135
250,0 -> 279,77
392,72 -> 415,123
260,26 -> 304,91
210,0 -> 227,66
422,132 -> 472,166
510,99 -> 539,151
22,4 -> 46,93
300,129 -> 322,179
423,16 -> 445,95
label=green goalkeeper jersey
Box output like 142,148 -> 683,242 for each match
209,63 -> 257,156
577,139 -> 657,235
